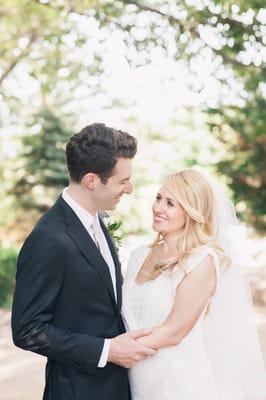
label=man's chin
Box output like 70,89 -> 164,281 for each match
102,198 -> 121,211
102,204 -> 116,211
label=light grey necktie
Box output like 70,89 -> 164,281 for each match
92,216 -> 110,266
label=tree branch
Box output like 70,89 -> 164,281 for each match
122,0 -> 263,71
0,30 -> 38,86
122,0 -> 172,18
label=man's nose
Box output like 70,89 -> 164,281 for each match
124,181 -> 133,194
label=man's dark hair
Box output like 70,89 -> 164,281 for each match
66,123 -> 137,183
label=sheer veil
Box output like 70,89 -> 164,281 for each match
201,173 -> 266,399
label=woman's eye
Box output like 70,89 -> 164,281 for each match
167,200 -> 174,207
156,195 -> 161,201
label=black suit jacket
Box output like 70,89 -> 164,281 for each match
11,196 -> 131,400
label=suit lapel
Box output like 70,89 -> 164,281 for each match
100,219 -> 123,311
56,196 -> 117,307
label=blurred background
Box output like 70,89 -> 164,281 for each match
0,0 -> 265,398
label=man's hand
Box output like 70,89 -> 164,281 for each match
108,329 -> 157,368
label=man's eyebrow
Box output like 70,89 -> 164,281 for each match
120,176 -> 131,182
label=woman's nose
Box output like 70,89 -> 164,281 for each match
153,201 -> 164,213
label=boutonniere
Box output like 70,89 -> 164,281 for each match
107,219 -> 123,251
99,211 -> 123,251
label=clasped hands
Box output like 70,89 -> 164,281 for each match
108,329 -> 157,368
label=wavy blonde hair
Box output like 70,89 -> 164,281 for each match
151,169 -> 230,274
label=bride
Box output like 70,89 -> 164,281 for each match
122,169 -> 266,400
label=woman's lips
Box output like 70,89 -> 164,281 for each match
153,215 -> 167,223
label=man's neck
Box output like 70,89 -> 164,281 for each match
66,184 -> 98,215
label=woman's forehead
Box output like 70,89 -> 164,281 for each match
158,185 -> 176,200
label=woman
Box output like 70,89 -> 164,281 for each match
122,169 -> 266,400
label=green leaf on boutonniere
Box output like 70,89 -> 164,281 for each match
106,219 -> 123,252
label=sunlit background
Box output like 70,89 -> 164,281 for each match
0,1 -> 265,398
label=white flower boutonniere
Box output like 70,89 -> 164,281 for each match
99,211 -> 123,252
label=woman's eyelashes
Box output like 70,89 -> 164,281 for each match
155,194 -> 174,208
167,200 -> 174,207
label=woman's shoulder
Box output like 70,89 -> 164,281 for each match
184,245 -> 219,271
190,244 -> 218,257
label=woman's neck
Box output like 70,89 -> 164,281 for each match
161,233 -> 181,255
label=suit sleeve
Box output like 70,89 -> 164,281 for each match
11,227 -> 104,375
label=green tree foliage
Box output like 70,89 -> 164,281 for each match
12,109 -> 71,212
1,0 -> 265,230
0,0 -> 103,117
208,74 -> 266,230
103,0 -> 265,230
0,245 -> 18,308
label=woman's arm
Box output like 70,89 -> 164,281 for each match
137,255 -> 217,349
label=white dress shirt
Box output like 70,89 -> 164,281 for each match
62,188 -> 115,368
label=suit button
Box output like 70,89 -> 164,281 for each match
71,361 -> 82,370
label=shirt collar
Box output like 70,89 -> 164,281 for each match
62,187 -> 97,230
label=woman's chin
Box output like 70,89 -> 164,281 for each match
152,223 -> 164,234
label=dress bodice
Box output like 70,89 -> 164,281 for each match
122,245 -> 219,333
122,245 -> 220,400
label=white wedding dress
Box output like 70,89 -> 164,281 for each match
122,245 -> 220,400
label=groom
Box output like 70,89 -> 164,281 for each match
11,123 -> 155,400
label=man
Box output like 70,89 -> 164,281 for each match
12,123 -> 155,400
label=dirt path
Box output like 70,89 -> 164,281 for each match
0,312 -> 45,400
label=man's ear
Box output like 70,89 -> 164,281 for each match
82,173 -> 98,190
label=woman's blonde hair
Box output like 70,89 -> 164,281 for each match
151,169 -> 230,275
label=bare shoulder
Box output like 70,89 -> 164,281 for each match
190,253 -> 215,276
187,254 -> 217,297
